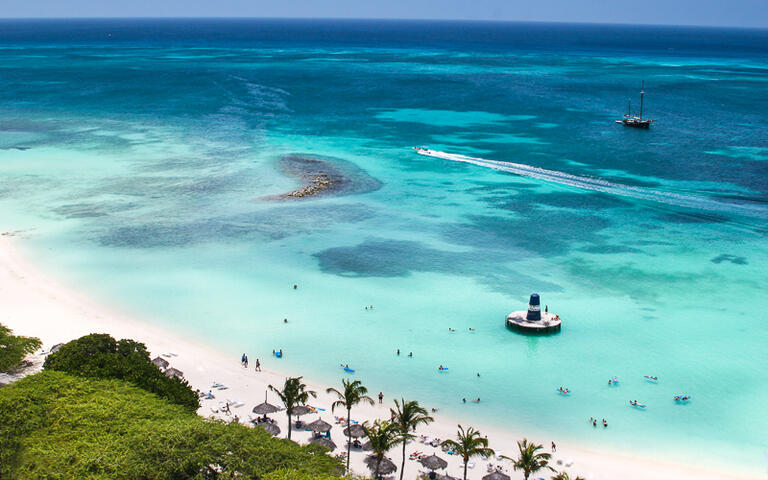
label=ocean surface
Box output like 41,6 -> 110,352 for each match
1,19 -> 767,475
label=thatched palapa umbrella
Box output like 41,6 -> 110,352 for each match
292,405 -> 312,417
364,455 -> 397,476
419,453 -> 448,471
309,437 -> 337,451
252,401 -> 282,415
343,423 -> 366,438
306,418 -> 332,434
256,423 -> 281,436
482,472 -> 511,480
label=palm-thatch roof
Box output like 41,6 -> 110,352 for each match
164,367 -> 184,379
255,423 -> 280,436
49,343 -> 64,354
482,472 -> 511,480
252,402 -> 282,415
292,405 -> 312,416
419,454 -> 448,471
309,437 -> 337,451
306,418 -> 332,433
151,356 -> 169,370
343,423 -> 366,438
364,455 -> 397,475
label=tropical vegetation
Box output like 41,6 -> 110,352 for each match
391,398 -> 434,480
504,438 -> 554,480
362,419 -> 399,479
0,323 -> 41,372
0,370 -> 342,479
440,425 -> 494,480
43,333 -> 199,410
269,376 -> 317,440
327,378 -> 375,472
551,472 -> 586,480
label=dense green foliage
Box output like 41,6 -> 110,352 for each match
0,324 -> 41,372
43,333 -> 199,410
0,371 -> 343,480
362,420 -> 399,479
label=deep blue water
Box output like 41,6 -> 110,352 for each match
1,19 -> 767,476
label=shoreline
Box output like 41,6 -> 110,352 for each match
0,235 -> 757,480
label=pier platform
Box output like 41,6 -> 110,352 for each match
506,311 -> 562,334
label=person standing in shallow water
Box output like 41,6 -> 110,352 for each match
378,392 -> 383,404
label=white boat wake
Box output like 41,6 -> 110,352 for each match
414,148 -> 768,221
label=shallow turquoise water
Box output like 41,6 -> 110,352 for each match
1,20 -> 767,475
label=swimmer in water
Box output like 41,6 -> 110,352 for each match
397,349 -> 400,355
408,352 -> 413,357
477,373 -> 480,377
283,318 -> 288,323
462,398 -> 466,403
469,328 -> 475,332
293,284 -> 297,289
474,397 -> 481,403
439,365 -> 444,371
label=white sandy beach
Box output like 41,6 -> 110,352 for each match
0,234 -> 755,480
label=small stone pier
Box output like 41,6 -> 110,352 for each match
506,293 -> 561,334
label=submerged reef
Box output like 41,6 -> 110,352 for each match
263,153 -> 381,201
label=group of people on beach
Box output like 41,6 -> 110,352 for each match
241,353 -> 260,371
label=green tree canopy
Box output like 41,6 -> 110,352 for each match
0,371 -> 342,479
0,324 -> 41,372
43,333 -> 199,410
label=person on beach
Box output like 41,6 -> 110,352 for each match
241,353 -> 246,366
545,305 -> 548,313
254,359 -> 261,372
378,392 -> 383,404
551,441 -> 556,452
244,355 -> 248,368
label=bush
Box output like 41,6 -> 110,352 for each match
0,324 -> 41,372
43,333 -> 199,411
0,371 -> 343,479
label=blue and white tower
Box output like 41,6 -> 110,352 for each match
526,294 -> 541,321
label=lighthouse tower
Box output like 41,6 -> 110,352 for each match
506,293 -> 561,334
526,294 -> 541,321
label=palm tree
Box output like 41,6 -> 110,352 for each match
391,398 -> 434,480
551,472 -> 585,480
503,438 -> 554,480
268,376 -> 316,440
326,379 -> 375,473
363,419 -> 399,479
440,425 -> 494,480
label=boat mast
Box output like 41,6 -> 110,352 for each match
639,81 -> 645,120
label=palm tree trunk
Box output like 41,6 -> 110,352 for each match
463,460 -> 468,480
287,412 -> 292,440
346,406 -> 352,473
375,456 -> 383,480
399,439 -> 406,480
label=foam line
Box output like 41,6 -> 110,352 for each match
415,149 -> 768,220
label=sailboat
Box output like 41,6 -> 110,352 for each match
616,81 -> 654,129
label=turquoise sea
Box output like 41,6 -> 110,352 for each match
1,19 -> 767,476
